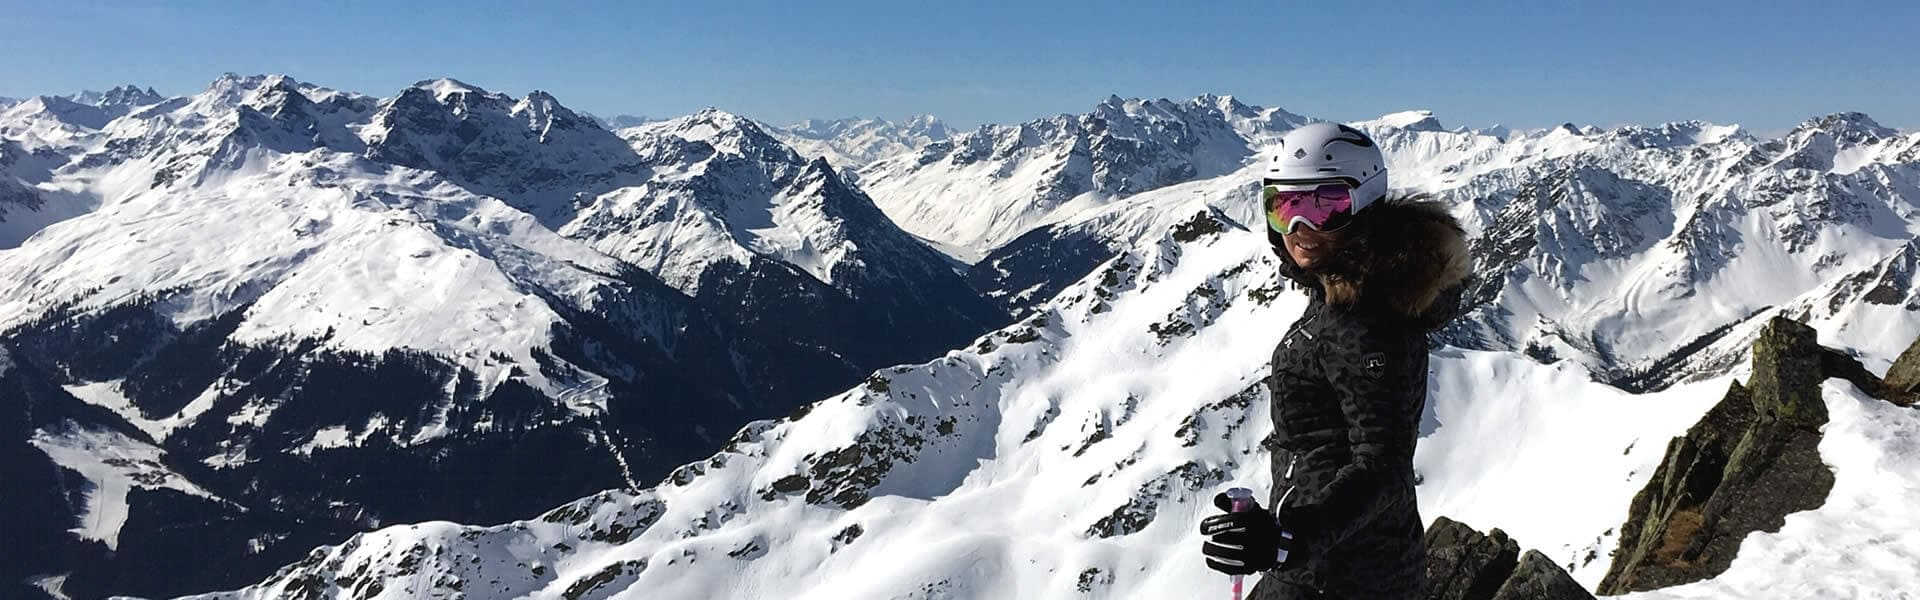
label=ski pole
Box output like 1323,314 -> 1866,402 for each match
1224,487 -> 1257,600
1223,486 -> 1296,600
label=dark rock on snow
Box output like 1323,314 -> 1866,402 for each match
1491,550 -> 1595,600
1421,516 -> 1593,600
1597,316 -> 1886,594
1880,333 -> 1920,406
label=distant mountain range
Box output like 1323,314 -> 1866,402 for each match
3,74 -> 1917,599
0,74 -> 1003,599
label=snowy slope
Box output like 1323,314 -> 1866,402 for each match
576,109 -> 1007,366
0,75 -> 620,394
966,168 -> 1257,314
588,110 -> 942,294
194,208 -> 1895,599
943,105 -> 1920,389
28,423 -> 225,550
856,94 -> 1308,259
768,115 -> 951,170
0,75 -> 913,598
1396,112 -> 1920,387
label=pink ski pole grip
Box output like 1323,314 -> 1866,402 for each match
1224,487 -> 1257,600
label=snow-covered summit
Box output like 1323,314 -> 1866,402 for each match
855,93 -> 1308,259
69,84 -> 164,108
574,108 -> 1006,366
363,78 -> 644,224
1,96 -> 119,146
768,114 -> 952,169
1359,109 -> 1447,132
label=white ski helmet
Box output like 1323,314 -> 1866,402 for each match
1264,122 -> 1389,212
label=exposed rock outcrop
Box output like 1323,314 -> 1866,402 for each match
1598,317 -> 1882,593
1491,550 -> 1595,600
1423,517 -> 1594,600
1880,334 -> 1920,406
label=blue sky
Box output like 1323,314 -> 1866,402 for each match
2,0 -> 1915,132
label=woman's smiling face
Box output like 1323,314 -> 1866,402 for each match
1282,224 -> 1344,270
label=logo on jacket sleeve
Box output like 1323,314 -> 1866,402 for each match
1364,355 -> 1385,372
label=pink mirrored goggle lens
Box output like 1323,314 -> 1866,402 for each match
1264,183 -> 1355,234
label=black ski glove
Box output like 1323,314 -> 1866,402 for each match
1198,492 -> 1310,575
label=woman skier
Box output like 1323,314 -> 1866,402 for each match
1198,122 -> 1473,599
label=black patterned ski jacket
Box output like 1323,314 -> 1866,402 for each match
1249,196 -> 1472,600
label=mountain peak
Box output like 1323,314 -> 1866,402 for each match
1199,93 -> 1254,117
1366,109 -> 1446,132
72,84 -> 164,108
5,94 -> 114,130
411,77 -> 491,102
1794,111 -> 1896,141
1607,120 -> 1747,148
514,90 -> 597,137
192,73 -> 311,112
669,108 -> 775,142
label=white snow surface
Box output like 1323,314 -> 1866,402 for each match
63,381 -> 176,440
30,422 -> 223,551
30,574 -> 73,600
190,210 -> 1920,599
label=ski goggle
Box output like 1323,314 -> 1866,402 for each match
1263,183 -> 1356,235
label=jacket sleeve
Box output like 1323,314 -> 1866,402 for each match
1290,328 -> 1422,550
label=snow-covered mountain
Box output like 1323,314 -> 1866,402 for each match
768,115 -> 951,170
189,206 -> 1920,599
0,74 -> 1001,598
0,85 -> 167,157
1384,111 -> 1920,389
66,85 -> 165,110
855,94 -> 1308,259
912,99 -> 1920,392
362,78 -> 648,227
575,110 -> 1005,366
8,74 -> 1920,599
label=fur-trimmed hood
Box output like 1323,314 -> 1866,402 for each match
1268,194 -> 1474,331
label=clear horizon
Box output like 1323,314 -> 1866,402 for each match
3,0 -> 1916,133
